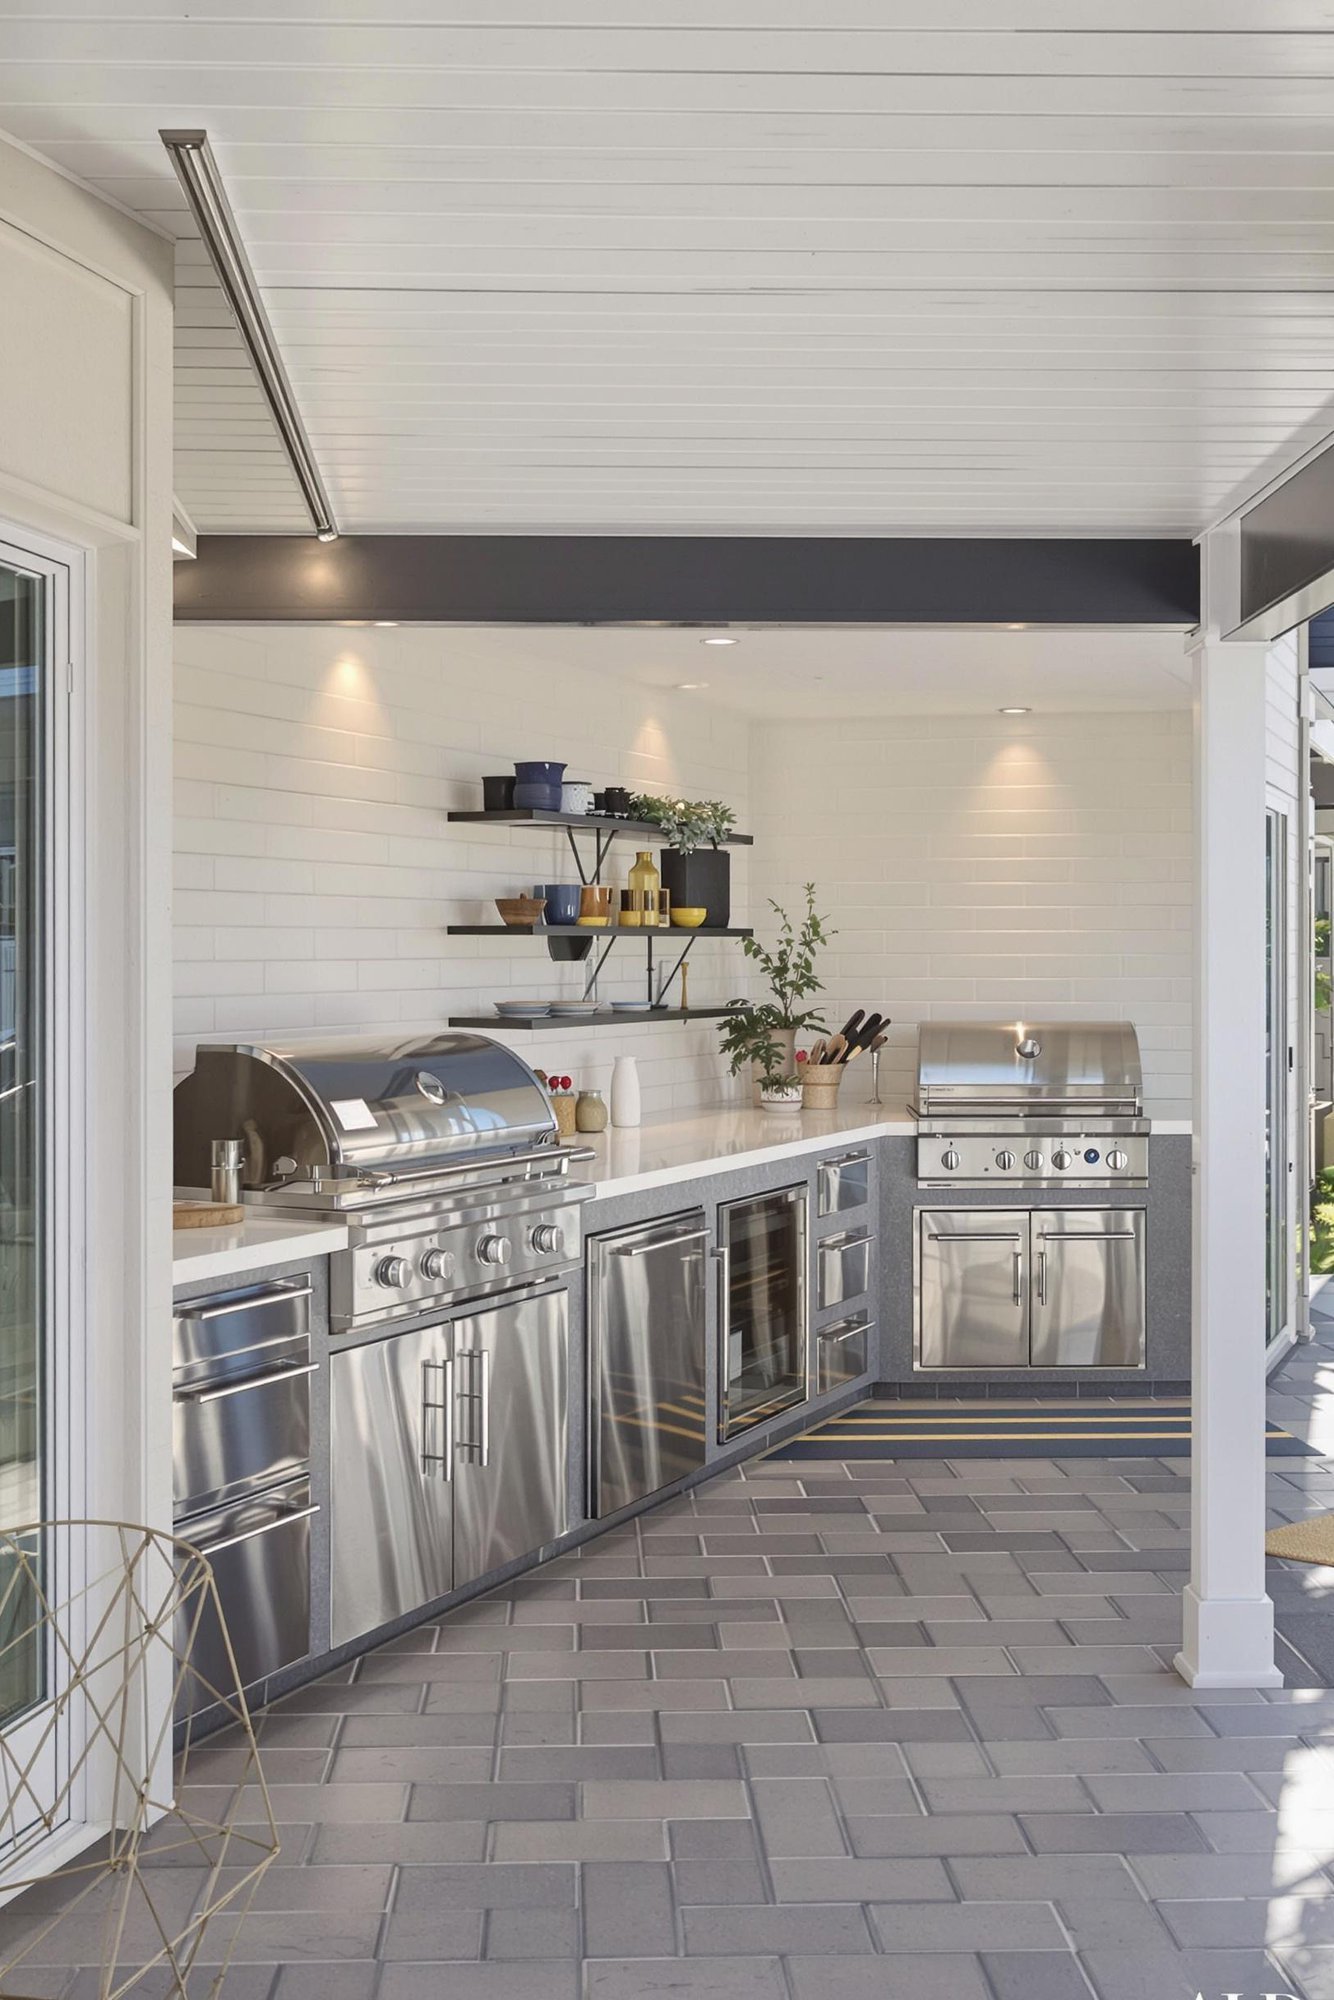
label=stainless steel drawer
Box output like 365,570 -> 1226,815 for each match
818,1228 -> 872,1309
817,1313 -> 873,1395
173,1277 -> 311,1380
174,1350 -> 315,1517
173,1279 -> 315,1515
174,1477 -> 316,1722
817,1150 -> 870,1217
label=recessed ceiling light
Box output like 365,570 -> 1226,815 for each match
998,705 -> 1032,716
676,681 -> 709,690
701,635 -> 738,646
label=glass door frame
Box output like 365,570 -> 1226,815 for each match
1266,804 -> 1296,1353
0,522 -> 85,1870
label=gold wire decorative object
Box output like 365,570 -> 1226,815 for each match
0,1520 -> 279,2000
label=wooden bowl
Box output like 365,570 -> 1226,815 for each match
671,907 -> 708,929
496,895 -> 547,927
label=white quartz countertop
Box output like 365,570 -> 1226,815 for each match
574,1104 -> 916,1201
574,1104 -> 1192,1202
172,1215 -> 350,1289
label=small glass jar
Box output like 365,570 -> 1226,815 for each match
575,1088 -> 608,1133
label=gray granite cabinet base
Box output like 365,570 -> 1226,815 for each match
173,1131 -> 1190,1732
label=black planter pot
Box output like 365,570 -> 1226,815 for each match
659,847 -> 731,927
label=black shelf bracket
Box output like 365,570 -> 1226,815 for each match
564,823 -> 617,887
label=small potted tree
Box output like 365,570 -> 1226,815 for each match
717,884 -> 834,1106
630,794 -> 736,926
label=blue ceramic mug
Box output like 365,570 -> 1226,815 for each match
537,883 -> 580,925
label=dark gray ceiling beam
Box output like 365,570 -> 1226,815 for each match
174,534 -> 1199,627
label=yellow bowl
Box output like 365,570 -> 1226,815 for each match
671,907 -> 708,929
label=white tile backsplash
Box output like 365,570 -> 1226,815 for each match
173,631 -> 1195,1123
172,625 -> 754,1116
748,709 -> 1193,1120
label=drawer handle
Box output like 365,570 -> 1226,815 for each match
613,1229 -> 710,1259
821,1230 -> 870,1251
822,1151 -> 869,1169
927,1232 -> 1022,1244
178,1283 -> 313,1322
1038,1230 -> 1138,1242
190,1501 -> 319,1559
820,1325 -> 870,1346
178,1360 -> 318,1406
175,1327 -> 309,1370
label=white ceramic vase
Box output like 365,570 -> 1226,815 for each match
610,1055 -> 641,1128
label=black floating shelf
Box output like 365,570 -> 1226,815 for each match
447,924 -> 753,938
449,1008 -> 735,1031
447,809 -> 753,846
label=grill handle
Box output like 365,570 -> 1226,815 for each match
357,1144 -> 596,1189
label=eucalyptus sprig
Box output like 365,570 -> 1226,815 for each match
629,793 -> 737,854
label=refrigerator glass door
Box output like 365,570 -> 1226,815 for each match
588,1212 -> 708,1518
1030,1209 -> 1146,1367
330,1323 -> 454,1646
719,1186 -> 808,1439
453,1283 -> 570,1585
918,1209 -> 1029,1369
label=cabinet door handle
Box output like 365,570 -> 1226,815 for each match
1037,1250 -> 1047,1305
1038,1230 -> 1138,1242
1013,1249 -> 1023,1305
613,1229 -> 710,1259
478,1349 -> 491,1468
712,1242 -> 731,1335
421,1357 -> 454,1480
927,1232 -> 1022,1244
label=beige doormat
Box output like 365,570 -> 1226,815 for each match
1266,1513 -> 1334,1564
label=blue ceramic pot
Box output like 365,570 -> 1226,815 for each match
513,783 -> 562,811
537,883 -> 581,925
514,760 -> 566,785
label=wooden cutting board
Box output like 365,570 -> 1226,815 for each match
173,1200 -> 245,1229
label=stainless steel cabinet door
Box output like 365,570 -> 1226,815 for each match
453,1285 -> 569,1586
1030,1209 -> 1146,1367
588,1213 -> 708,1518
330,1326 -> 454,1646
918,1209 -> 1029,1369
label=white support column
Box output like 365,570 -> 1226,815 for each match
1176,635 -> 1282,1688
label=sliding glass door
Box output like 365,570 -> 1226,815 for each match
0,536 -> 75,1859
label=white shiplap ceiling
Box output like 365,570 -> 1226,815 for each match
5,2 -> 1334,537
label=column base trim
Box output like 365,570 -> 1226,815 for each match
1174,1584 -> 1283,1688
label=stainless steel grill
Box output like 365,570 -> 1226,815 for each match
911,1020 -> 1148,1189
174,1034 -> 592,1330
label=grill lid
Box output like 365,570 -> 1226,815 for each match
914,1020 -> 1142,1117
174,1033 -> 557,1190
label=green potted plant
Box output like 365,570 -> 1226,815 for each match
717,884 -> 835,1105
630,793 -> 737,925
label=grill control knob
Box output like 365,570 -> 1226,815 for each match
375,1255 -> 410,1290
941,1148 -> 961,1172
531,1223 -> 563,1255
477,1233 -> 512,1268
1107,1148 -> 1129,1172
420,1247 -> 456,1282
1024,1150 -> 1044,1172
995,1150 -> 1016,1171
1052,1148 -> 1073,1171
